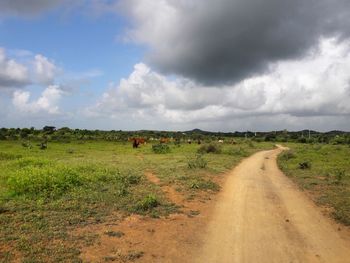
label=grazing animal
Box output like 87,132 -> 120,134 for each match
187,139 -> 192,144
160,138 -> 170,144
218,140 -> 224,143
133,139 -> 139,148
130,137 -> 146,148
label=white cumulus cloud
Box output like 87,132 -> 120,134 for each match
33,54 -> 58,85
12,85 -> 63,114
0,48 -> 30,88
0,47 -> 59,89
86,38 -> 350,131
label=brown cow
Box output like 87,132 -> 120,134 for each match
160,138 -> 170,144
130,137 -> 146,148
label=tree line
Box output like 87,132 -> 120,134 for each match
0,127 -> 349,145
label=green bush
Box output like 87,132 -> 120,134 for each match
135,194 -> 159,211
280,150 -> 296,161
122,173 -> 141,185
197,143 -> 221,154
334,169 -> 346,184
66,148 -> 75,154
189,179 -> 219,191
21,141 -> 32,148
227,147 -> 248,157
152,144 -> 171,154
187,154 -> 207,169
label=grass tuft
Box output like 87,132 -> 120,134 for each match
135,194 -> 159,212
187,154 -> 207,169
152,144 -> 171,154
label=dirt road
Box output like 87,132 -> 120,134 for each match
194,147 -> 350,263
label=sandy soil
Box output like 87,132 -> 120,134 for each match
78,173 -> 218,262
79,146 -> 350,262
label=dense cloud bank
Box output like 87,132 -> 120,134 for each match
120,0 -> 350,85
86,38 -> 350,130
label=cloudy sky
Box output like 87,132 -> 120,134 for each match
1,0 -> 350,132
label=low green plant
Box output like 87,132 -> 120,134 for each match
135,194 -> 159,211
104,230 -> 124,238
0,152 -> 22,161
6,165 -> 83,197
197,143 -> 221,154
227,147 -> 248,157
187,154 -> 207,169
246,140 -> 255,148
152,144 -> 171,154
189,179 -> 219,191
280,150 -> 296,161
334,169 -> 345,184
66,148 -> 75,154
21,141 -> 32,149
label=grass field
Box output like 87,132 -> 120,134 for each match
278,143 -> 350,226
0,140 -> 273,262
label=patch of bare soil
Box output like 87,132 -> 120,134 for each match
144,171 -> 186,207
77,172 -> 219,262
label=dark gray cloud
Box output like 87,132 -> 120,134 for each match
0,0 -> 66,17
123,0 -> 350,85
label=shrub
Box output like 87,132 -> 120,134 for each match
187,154 -> 207,169
135,194 -> 159,211
334,169 -> 346,184
197,143 -> 221,154
280,150 -> 296,161
21,141 -> 32,149
104,231 -> 124,238
39,142 -> 47,150
189,179 -> 219,191
298,161 -> 311,169
119,173 -> 141,185
298,137 -> 307,143
152,144 -> 171,154
66,148 -> 75,154
227,147 -> 248,157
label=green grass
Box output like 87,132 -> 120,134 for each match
278,143 -> 350,225
0,140 -> 273,262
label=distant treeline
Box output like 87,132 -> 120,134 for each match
0,126 -> 350,145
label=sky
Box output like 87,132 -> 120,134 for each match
0,0 -> 350,132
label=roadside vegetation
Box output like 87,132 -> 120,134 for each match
278,143 -> 350,226
0,139 -> 273,262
